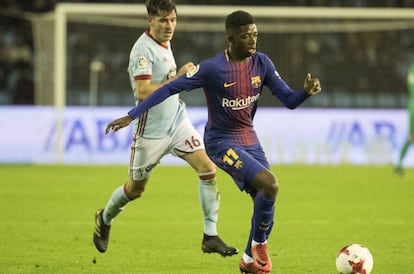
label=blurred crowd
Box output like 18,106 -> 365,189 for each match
0,0 -> 413,106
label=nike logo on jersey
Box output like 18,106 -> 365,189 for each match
223,82 -> 237,88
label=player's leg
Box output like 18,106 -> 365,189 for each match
182,149 -> 238,256
395,113 -> 414,175
182,149 -> 218,235
239,169 -> 276,273
101,177 -> 149,225
93,177 -> 148,253
93,137 -> 166,252
246,189 -> 275,242
211,145 -> 276,272
395,138 -> 412,175
248,169 -> 277,272
172,118 -> 238,256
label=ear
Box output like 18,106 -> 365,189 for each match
227,34 -> 233,43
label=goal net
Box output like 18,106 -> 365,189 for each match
32,4 -> 414,109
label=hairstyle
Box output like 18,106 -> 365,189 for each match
225,10 -> 255,33
145,0 -> 177,17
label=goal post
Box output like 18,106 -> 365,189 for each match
46,3 -> 414,107
48,3 -> 414,109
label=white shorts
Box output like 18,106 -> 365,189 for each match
129,117 -> 205,181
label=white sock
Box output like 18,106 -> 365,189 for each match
199,174 -> 219,236
103,185 -> 130,225
252,239 -> 267,247
243,253 -> 254,263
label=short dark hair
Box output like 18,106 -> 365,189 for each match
146,0 -> 177,17
225,10 -> 255,33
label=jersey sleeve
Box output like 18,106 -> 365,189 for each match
169,63 -> 204,92
127,63 -> 205,119
262,54 -> 310,109
129,46 -> 153,80
127,86 -> 172,119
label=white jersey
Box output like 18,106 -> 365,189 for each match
128,31 -> 186,138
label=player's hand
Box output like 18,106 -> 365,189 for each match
105,115 -> 133,134
177,62 -> 195,77
304,73 -> 321,95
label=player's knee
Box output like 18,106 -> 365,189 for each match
184,150 -> 215,174
258,171 -> 279,199
125,180 -> 147,200
254,170 -> 278,199
263,175 -> 278,199
127,188 -> 144,200
197,161 -> 216,174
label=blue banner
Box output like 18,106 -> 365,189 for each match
0,106 -> 411,166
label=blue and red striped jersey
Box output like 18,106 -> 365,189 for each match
128,49 -> 310,146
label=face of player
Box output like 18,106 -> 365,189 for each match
148,11 -> 177,46
229,24 -> 258,62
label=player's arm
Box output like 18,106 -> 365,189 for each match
129,64 -> 202,119
129,62 -> 203,118
262,54 -> 321,109
268,71 -> 321,109
105,86 -> 177,134
106,64 -> 204,134
135,62 -> 195,101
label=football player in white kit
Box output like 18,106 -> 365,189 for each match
93,0 -> 238,257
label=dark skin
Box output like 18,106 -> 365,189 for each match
228,24 -> 278,199
227,24 -> 321,199
105,23 -> 322,200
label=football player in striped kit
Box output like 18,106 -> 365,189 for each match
105,10 -> 321,274
93,0 -> 238,258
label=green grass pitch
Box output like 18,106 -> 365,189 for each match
0,164 -> 412,273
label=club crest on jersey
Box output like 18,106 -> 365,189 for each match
186,64 -> 200,78
251,76 -> 261,88
138,56 -> 148,71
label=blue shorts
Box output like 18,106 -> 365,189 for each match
206,142 -> 270,194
